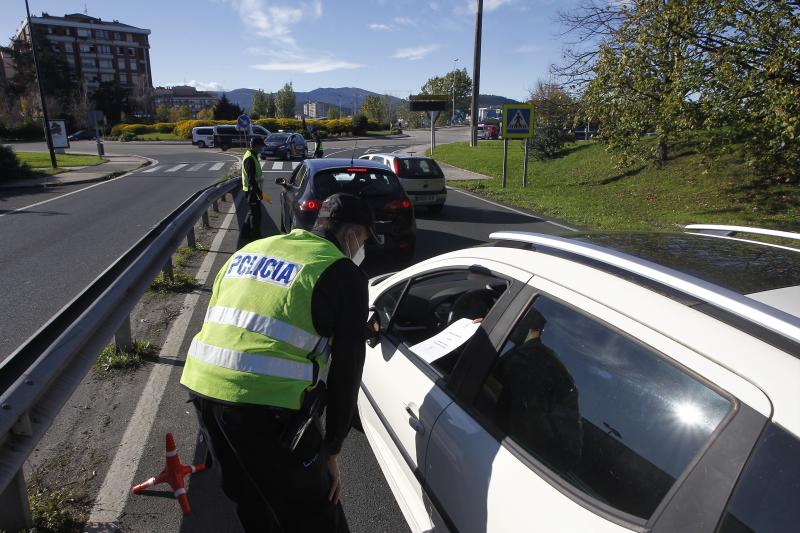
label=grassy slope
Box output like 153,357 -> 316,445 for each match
16,152 -> 105,168
433,141 -> 799,232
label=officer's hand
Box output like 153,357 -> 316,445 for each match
327,454 -> 342,504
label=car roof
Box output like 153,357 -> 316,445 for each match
304,157 -> 393,173
362,152 -> 430,160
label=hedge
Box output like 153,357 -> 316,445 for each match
110,122 -> 178,136
0,145 -> 33,180
0,122 -> 44,142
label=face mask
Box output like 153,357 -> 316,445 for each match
346,231 -> 366,266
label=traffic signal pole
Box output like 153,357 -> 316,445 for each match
25,0 -> 57,169
469,0 -> 483,147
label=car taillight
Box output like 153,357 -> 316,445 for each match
392,159 -> 400,175
384,199 -> 412,212
300,199 -> 320,211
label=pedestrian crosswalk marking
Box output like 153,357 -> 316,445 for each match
292,162 -> 300,169
209,162 -> 224,171
166,164 -> 187,172
142,166 -> 162,173
272,162 -> 282,170
260,160 -> 267,169
187,163 -> 205,172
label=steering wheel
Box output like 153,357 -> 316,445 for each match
447,288 -> 500,325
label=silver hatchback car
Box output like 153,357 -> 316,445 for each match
359,152 -> 447,213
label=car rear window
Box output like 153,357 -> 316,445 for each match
397,158 -> 444,179
717,423 -> 800,533
312,169 -> 403,198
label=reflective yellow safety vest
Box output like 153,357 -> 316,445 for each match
241,149 -> 263,192
180,229 -> 345,409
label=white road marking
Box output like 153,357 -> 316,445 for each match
87,207 -> 236,525
186,163 -> 206,172
208,162 -> 225,171
0,157 -> 158,219
165,164 -> 187,172
449,187 -> 580,232
141,166 -> 162,173
272,162 -> 283,170
260,160 -> 267,169
291,161 -> 300,169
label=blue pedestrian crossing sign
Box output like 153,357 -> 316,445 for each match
237,114 -> 251,131
502,104 -> 535,139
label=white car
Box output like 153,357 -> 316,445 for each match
191,126 -> 214,148
358,225 -> 800,533
359,153 -> 446,213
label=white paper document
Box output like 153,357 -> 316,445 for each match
409,318 -> 481,364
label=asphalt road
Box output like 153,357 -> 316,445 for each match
10,129 -> 574,532
0,142 -> 238,360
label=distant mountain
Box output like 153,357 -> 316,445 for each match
218,87 -> 519,115
220,87 -> 403,116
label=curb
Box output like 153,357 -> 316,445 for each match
0,156 -> 152,191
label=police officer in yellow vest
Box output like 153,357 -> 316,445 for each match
242,137 -> 264,240
181,193 -> 374,533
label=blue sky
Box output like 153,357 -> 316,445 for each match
3,0 -> 581,101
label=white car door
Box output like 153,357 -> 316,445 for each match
359,261 -> 531,532
424,277 -> 771,532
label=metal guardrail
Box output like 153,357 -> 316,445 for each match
0,177 -> 242,530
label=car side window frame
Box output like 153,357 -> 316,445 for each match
459,287 -> 744,530
374,266 -> 522,393
288,163 -> 305,186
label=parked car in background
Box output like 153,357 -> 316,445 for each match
359,152 -> 446,213
487,124 -> 499,139
476,124 -> 488,140
213,124 -> 270,150
359,225 -> 800,533
261,133 -> 308,160
275,158 -> 416,261
67,130 -> 95,141
191,126 -> 214,148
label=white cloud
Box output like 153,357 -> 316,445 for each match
369,23 -> 391,31
393,16 -> 414,25
455,0 -> 512,15
176,80 -> 225,91
393,44 -> 439,61
253,59 -> 363,73
227,0 -> 322,46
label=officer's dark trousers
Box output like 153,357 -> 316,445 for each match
193,396 -> 349,533
245,190 -> 262,240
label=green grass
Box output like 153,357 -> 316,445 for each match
135,132 -> 182,141
150,268 -> 200,293
366,130 -> 394,136
26,467 -> 90,532
15,151 -> 105,168
93,340 -> 157,374
432,141 -> 800,232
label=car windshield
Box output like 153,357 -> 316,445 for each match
267,134 -> 289,143
312,169 -> 403,198
397,158 -> 444,179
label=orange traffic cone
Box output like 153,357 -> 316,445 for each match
131,432 -> 206,515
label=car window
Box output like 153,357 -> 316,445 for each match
311,169 -> 404,198
294,166 -> 308,189
268,134 -> 289,143
716,423 -> 800,533
198,128 -> 212,135
288,163 -> 304,185
379,270 -> 509,377
474,295 -> 732,521
397,158 -> 444,179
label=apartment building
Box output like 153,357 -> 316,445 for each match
153,86 -> 219,114
303,101 -> 329,119
11,12 -> 152,94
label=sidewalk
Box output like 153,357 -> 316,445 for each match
0,154 -> 150,190
406,143 -> 491,181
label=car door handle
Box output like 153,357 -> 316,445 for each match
405,404 -> 425,435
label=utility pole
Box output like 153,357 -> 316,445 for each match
469,0 -> 483,147
25,0 -> 57,168
452,58 -> 459,125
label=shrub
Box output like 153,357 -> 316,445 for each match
153,122 -> 176,133
352,115 -> 369,136
118,132 -> 138,142
174,119 -> 232,139
121,124 -> 151,135
0,145 -> 33,180
110,123 -> 126,136
315,129 -> 329,138
390,128 -> 402,135
0,121 -> 43,141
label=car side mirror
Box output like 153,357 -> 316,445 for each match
275,177 -> 286,186
366,307 -> 381,348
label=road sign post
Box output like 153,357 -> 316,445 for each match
237,114 -> 251,150
501,103 -> 535,188
410,95 -> 448,155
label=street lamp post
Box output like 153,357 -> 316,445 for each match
24,0 -> 58,168
451,58 -> 459,124
470,0 -> 483,147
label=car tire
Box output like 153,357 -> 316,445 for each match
284,150 -> 291,161
428,203 -> 444,215
198,141 -> 206,148
221,142 -> 230,151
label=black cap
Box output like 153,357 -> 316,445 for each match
317,193 -> 377,241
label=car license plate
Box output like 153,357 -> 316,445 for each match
264,150 -> 274,155
415,195 -> 436,202
376,235 -> 385,245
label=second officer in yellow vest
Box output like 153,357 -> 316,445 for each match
181,193 -> 375,533
241,137 -> 264,241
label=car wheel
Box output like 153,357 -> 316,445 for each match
198,141 -> 206,148
221,142 -> 230,151
284,150 -> 291,161
428,203 -> 444,215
